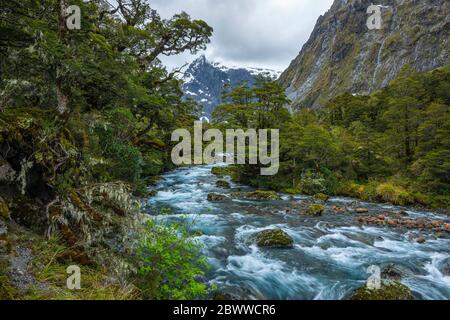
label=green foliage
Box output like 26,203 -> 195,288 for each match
214,64 -> 449,209
136,220 -> 209,300
297,170 -> 327,195
0,0 -> 213,300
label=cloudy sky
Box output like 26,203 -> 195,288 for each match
151,0 -> 334,72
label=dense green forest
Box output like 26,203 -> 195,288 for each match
213,65 -> 450,209
1,0 -> 213,299
0,0 -> 449,301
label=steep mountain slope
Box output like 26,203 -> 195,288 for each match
278,0 -> 450,109
182,55 -> 281,118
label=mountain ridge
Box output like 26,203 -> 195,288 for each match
182,55 -> 281,118
278,0 -> 450,109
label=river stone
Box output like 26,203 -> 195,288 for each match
313,193 -> 329,202
211,166 -> 235,177
306,204 -> 325,216
255,229 -> 294,248
441,258 -> 450,277
230,190 -> 281,201
207,193 -> 228,202
216,180 -> 231,189
381,264 -> 405,280
350,281 -> 414,300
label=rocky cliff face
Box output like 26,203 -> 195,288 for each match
182,55 -> 281,118
278,0 -> 450,109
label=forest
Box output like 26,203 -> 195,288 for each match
0,0 -> 449,301
213,66 -> 450,209
1,0 -> 212,299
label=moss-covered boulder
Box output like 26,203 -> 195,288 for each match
211,166 -> 235,177
306,204 -> 325,216
216,180 -> 231,189
230,190 -> 281,201
207,193 -> 228,202
255,229 -> 294,248
0,198 -> 10,220
313,193 -> 329,202
350,281 -> 414,300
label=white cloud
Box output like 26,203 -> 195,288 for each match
151,0 -> 334,71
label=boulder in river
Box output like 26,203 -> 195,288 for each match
207,193 -> 228,202
211,166 -> 235,177
230,190 -> 281,201
313,193 -> 329,202
216,180 -> 231,189
306,204 -> 325,216
381,264 -> 405,280
255,229 -> 294,248
416,236 -> 426,244
356,208 -> 369,213
441,259 -> 450,276
350,281 -> 414,300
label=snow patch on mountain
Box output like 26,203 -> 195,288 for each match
182,55 -> 281,118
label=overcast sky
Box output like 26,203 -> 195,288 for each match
151,0 -> 334,72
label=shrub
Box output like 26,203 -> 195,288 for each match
107,142 -> 144,183
297,171 -> 326,195
136,220 -> 209,300
375,183 -> 414,206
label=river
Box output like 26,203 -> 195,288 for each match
145,164 -> 450,300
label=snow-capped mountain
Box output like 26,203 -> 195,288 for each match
182,55 -> 281,118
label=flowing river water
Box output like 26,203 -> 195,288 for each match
145,164 -> 450,300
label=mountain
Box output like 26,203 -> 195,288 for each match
278,0 -> 450,109
182,55 -> 281,118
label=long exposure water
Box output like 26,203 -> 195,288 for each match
145,164 -> 450,300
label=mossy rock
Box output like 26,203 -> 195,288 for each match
255,229 -> 294,248
282,188 -> 301,195
216,180 -> 231,189
230,190 -> 281,201
313,193 -> 329,202
306,204 -> 325,216
207,193 -> 228,202
350,281 -> 414,300
0,198 -> 10,219
211,166 -> 234,177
